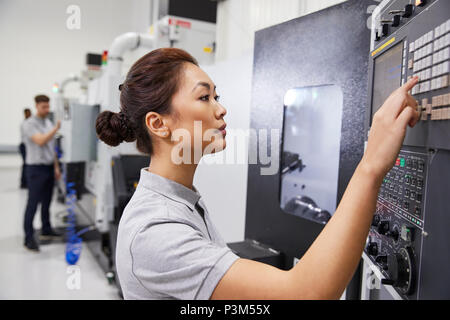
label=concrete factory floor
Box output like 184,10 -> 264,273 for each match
0,154 -> 119,299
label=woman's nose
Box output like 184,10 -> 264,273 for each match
216,103 -> 227,118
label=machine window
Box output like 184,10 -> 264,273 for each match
280,85 -> 343,225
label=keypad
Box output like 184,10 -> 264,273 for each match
410,19 -> 450,96
409,19 -> 450,121
379,152 -> 426,228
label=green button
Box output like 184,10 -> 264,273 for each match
400,158 -> 405,167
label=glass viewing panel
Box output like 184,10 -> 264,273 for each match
280,85 -> 343,225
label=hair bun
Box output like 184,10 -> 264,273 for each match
95,110 -> 136,147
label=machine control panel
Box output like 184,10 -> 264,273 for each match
378,150 -> 426,229
366,149 -> 426,297
366,0 -> 450,300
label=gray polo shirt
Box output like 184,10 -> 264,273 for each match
116,169 -> 240,300
22,116 -> 55,165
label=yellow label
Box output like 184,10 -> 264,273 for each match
371,37 -> 396,57
203,47 -> 213,53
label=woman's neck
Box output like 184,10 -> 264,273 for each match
148,153 -> 198,190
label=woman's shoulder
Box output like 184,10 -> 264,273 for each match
119,184 -> 198,232
121,185 -> 169,223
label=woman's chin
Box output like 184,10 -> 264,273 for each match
204,139 -> 226,155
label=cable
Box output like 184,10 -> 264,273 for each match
55,144 -> 85,265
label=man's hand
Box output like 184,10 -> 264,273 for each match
31,120 -> 61,147
55,166 -> 62,181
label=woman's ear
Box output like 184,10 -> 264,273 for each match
145,112 -> 170,138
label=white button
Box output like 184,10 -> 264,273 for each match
434,40 -> 439,52
426,68 -> 432,80
432,65 -> 438,77
410,42 -> 415,53
429,31 -> 434,42
437,77 -> 442,89
444,47 -> 450,60
446,19 -> 450,34
424,81 -> 430,92
439,37 -> 445,50
440,23 -> 446,36
443,61 -> 449,74
415,51 -> 419,61
445,34 -> 450,48
427,56 -> 433,67
436,26 -> 441,38
420,70 -> 426,80
433,52 -> 439,64
426,44 -> 432,56
415,39 -> 420,49
439,50 -> 444,63
431,79 -> 436,90
438,63 -> 443,76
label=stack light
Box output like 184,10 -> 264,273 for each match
102,50 -> 108,66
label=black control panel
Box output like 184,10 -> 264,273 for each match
366,148 -> 427,297
366,0 -> 450,300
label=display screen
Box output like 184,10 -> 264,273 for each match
371,42 -> 404,118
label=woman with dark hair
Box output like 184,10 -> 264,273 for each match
96,47 -> 420,300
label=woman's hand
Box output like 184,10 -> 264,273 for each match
361,76 -> 420,182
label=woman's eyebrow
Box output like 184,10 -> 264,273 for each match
192,81 -> 216,92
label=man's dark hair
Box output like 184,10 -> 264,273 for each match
34,95 -> 50,104
24,108 -> 31,114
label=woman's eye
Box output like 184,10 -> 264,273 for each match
214,95 -> 220,102
200,95 -> 209,101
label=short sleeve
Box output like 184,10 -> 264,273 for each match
130,220 -> 240,300
23,120 -> 40,140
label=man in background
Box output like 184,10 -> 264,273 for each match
19,108 -> 32,189
22,95 -> 62,252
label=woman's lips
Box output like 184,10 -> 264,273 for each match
218,124 -> 227,136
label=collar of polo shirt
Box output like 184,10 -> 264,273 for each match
139,168 -> 201,211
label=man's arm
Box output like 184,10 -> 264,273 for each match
30,121 -> 60,146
